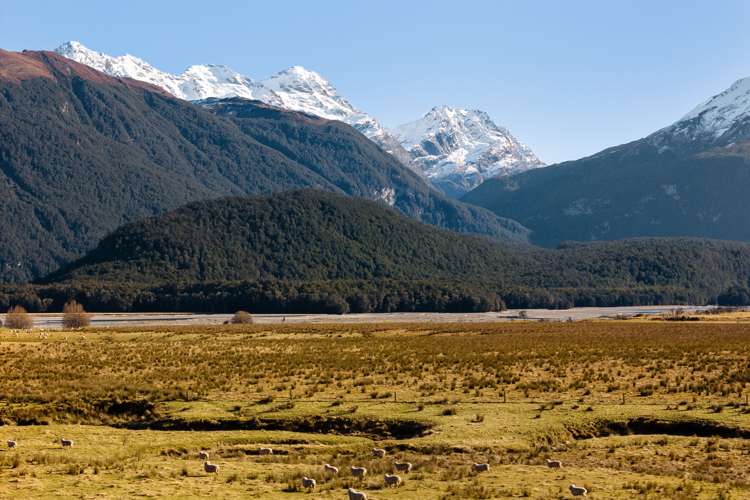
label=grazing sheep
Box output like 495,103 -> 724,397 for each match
384,473 -> 402,487
323,463 -> 339,474
350,465 -> 367,478
569,484 -> 588,496
546,458 -> 563,468
7,440 -> 17,449
472,462 -> 490,472
347,488 -> 367,500
60,438 -> 74,448
198,451 -> 209,461
258,447 -> 273,455
301,476 -> 316,490
394,461 -> 412,473
372,447 -> 386,458
203,461 -> 219,474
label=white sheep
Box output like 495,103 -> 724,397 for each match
347,488 -> 368,500
61,438 -> 74,447
546,458 -> 563,468
7,439 -> 17,449
384,473 -> 402,487
372,447 -> 386,458
203,461 -> 219,474
394,461 -> 412,473
569,484 -> 588,496
350,465 -> 367,478
198,450 -> 209,460
472,462 -> 490,472
323,463 -> 339,474
258,447 -> 273,455
301,476 -> 316,490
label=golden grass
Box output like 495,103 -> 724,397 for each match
0,321 -> 749,498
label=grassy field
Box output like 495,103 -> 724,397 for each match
0,321 -> 749,498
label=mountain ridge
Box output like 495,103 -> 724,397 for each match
463,74 -> 750,245
0,48 -> 526,282
54,41 -> 540,193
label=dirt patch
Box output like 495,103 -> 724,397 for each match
121,415 -> 433,440
568,417 -> 750,440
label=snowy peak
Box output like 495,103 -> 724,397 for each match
657,76 -> 750,147
53,42 -> 540,196
393,106 -> 544,196
679,77 -> 750,137
53,41 -> 395,147
54,41 -> 278,103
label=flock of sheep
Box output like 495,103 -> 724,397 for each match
5,439 -> 588,497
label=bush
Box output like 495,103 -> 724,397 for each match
231,310 -> 254,324
62,300 -> 91,329
5,305 -> 33,330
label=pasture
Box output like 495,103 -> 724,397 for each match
0,321 -> 749,498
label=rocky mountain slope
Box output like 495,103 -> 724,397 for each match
464,76 -> 750,246
393,106 -> 544,196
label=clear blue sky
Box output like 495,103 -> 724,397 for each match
2,0 -> 749,163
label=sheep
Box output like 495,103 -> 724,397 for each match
472,462 -> 490,472
372,447 -> 386,458
350,465 -> 367,478
347,488 -> 367,500
7,439 -> 17,449
198,450 -> 209,460
393,461 -> 412,473
546,458 -> 563,468
384,473 -> 402,487
203,461 -> 219,474
301,476 -> 316,490
569,484 -> 588,496
323,463 -> 339,474
258,447 -> 273,455
61,438 -> 74,447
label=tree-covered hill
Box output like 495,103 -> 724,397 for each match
41,190 -> 750,310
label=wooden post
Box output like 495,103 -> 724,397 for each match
503,389 -> 507,404
394,392 -> 397,403
622,393 -> 625,405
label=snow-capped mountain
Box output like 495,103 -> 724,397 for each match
651,76 -> 750,151
54,41 -> 413,162
55,41 -> 279,104
393,106 -> 544,197
54,41 -> 540,195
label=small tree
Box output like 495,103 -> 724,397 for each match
231,310 -> 254,324
62,300 -> 91,329
5,306 -> 33,330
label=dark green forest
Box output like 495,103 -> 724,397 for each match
19,190 -> 750,312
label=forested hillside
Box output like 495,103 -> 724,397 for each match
0,49 -> 524,283
29,190 -> 750,312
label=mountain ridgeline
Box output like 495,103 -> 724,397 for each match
34,190 -> 750,313
0,49 -> 525,283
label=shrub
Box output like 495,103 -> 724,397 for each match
62,300 -> 91,329
5,306 -> 32,330
231,310 -> 254,324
